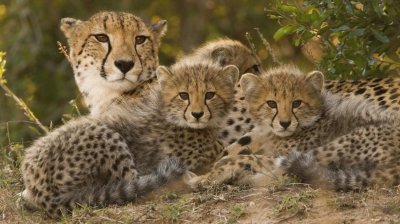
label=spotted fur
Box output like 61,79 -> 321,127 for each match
60,11 -> 167,115
186,65 -> 400,189
218,75 -> 400,148
20,61 -> 239,218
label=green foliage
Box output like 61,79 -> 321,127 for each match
269,0 -> 400,79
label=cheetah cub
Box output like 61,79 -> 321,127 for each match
21,61 -> 239,218
60,11 -> 167,115
186,65 -> 400,189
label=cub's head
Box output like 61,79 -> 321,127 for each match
60,11 -> 167,95
240,65 -> 324,137
190,39 -> 262,77
156,62 -> 239,129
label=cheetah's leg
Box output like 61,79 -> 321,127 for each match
185,155 -> 282,189
220,126 -> 273,157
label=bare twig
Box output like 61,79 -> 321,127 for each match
254,28 -> 281,65
244,32 -> 263,67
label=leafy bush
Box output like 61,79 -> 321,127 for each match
268,0 -> 400,79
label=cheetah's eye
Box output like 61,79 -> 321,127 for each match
135,36 -> 147,45
205,92 -> 215,100
179,92 -> 189,100
94,34 -> 109,43
292,100 -> 302,108
266,100 -> 277,108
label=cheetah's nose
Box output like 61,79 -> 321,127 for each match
114,60 -> 134,74
279,121 -> 291,129
191,111 -> 204,119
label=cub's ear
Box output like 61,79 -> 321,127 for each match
156,66 -> 173,88
211,47 -> 232,67
60,17 -> 82,38
151,20 -> 168,37
306,71 -> 324,91
240,73 -> 262,96
220,65 -> 239,85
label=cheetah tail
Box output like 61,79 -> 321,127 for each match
41,158 -> 185,218
135,157 -> 186,194
70,157 -> 185,209
276,151 -> 370,191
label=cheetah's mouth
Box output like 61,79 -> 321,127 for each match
187,121 -> 208,129
273,129 -> 295,137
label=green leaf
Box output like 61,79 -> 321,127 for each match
371,28 -> 389,43
268,15 -> 281,19
273,25 -> 299,41
331,25 -> 350,32
302,31 -> 315,40
278,5 -> 299,13
347,28 -> 365,37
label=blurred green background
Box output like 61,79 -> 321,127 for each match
1,0 -> 399,150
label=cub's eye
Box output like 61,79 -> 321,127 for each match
292,100 -> 302,108
135,36 -> 147,45
94,34 -> 109,43
179,92 -> 189,100
266,100 -> 277,108
205,92 -> 215,100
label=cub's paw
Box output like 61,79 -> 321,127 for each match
183,171 -> 214,190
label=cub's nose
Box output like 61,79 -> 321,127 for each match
114,60 -> 134,74
279,121 -> 291,129
191,111 -> 204,119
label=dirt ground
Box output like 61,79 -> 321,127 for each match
1,162 -> 400,224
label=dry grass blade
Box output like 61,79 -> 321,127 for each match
254,28 -> 281,66
57,41 -> 72,65
244,32 -> 263,69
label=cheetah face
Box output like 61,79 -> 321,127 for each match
240,66 -> 324,137
157,63 -> 239,129
60,11 -> 167,94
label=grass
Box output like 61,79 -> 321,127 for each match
226,204 -> 245,224
273,188 -> 316,217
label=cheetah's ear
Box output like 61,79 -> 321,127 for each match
211,47 -> 232,67
156,66 -> 173,88
151,20 -> 168,37
220,65 -> 239,86
60,17 -> 82,38
306,71 -> 324,92
240,73 -> 262,96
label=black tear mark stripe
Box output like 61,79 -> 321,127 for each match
99,35 -> 112,78
77,35 -> 91,55
271,106 -> 279,128
292,103 -> 299,124
204,95 -> 212,120
183,97 -> 191,122
134,40 -> 144,81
